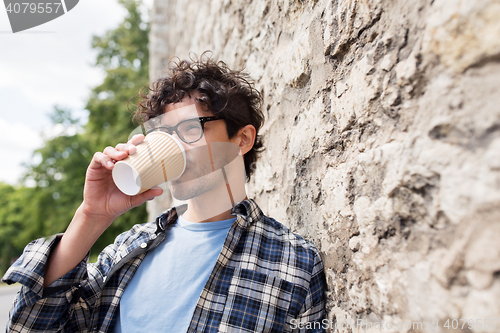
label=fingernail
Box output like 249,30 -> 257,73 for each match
107,161 -> 114,168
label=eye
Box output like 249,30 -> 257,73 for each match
178,120 -> 203,141
185,124 -> 200,132
179,120 -> 201,130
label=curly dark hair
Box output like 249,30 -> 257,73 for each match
134,52 -> 264,181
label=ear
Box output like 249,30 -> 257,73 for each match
236,124 -> 256,155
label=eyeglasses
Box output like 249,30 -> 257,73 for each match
146,116 -> 223,144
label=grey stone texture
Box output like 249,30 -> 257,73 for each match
148,0 -> 500,331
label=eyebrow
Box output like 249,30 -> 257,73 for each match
160,117 -> 200,127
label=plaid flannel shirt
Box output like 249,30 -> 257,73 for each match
3,199 -> 326,332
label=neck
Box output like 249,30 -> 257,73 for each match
183,193 -> 248,223
182,181 -> 247,222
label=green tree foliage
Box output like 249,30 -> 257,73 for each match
0,0 -> 151,274
0,183 -> 33,274
24,108 -> 90,238
86,0 -> 149,147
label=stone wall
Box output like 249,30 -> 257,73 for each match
148,0 -> 500,331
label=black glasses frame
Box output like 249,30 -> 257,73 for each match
146,116 -> 223,144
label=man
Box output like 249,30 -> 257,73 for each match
3,55 -> 326,332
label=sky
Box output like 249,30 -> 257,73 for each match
0,0 -> 152,186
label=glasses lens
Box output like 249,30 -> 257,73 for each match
178,119 -> 203,143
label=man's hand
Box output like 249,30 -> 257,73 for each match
43,134 -> 163,288
80,134 -> 163,228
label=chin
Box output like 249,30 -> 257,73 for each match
170,169 -> 224,201
170,178 -> 207,200
170,186 -> 195,201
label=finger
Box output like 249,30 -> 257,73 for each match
115,143 -> 128,151
103,146 -> 128,161
90,152 -> 115,170
144,186 -> 164,200
128,134 -> 145,146
115,143 -> 137,155
129,186 -> 164,207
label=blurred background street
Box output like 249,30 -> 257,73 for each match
0,285 -> 19,330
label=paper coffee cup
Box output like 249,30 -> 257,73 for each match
112,132 -> 186,196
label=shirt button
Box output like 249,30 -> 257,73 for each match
102,277 -> 106,283
140,242 -> 147,248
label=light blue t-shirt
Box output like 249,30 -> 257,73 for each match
114,214 -> 236,333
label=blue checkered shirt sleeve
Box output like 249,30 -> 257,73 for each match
2,234 -> 91,332
2,221 -> 155,333
292,240 -> 326,332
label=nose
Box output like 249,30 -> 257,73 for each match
170,131 -> 192,153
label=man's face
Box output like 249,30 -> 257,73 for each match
162,94 -> 240,200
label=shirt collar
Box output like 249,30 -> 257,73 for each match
230,198 -> 263,228
155,198 -> 263,233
